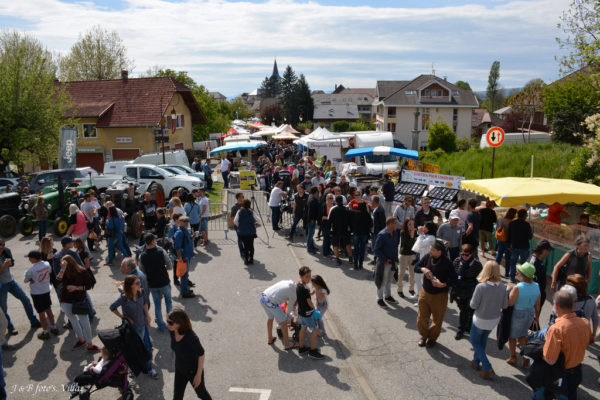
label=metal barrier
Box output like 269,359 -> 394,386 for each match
207,202 -> 229,237
224,189 -> 271,221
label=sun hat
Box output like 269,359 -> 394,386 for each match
517,262 -> 536,279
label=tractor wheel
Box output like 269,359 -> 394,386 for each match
53,217 -> 68,236
149,182 -> 165,208
128,213 -> 143,238
18,217 -> 34,236
0,215 -> 17,237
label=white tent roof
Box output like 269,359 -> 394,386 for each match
294,128 -> 351,148
223,134 -> 252,143
273,132 -> 298,140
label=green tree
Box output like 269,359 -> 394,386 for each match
454,80 -> 472,91
294,74 -> 314,125
0,31 -> 70,170
332,121 -> 350,132
228,97 -> 252,120
427,119 -> 457,152
59,26 -> 133,81
543,74 -> 600,144
259,75 -> 280,98
144,66 -> 197,88
281,65 -> 298,123
569,113 -> 600,183
483,61 -> 502,111
348,120 -> 375,131
557,0 -> 600,75
191,85 -> 229,141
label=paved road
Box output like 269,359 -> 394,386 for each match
2,222 -> 600,399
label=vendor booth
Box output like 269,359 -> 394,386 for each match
461,177 -> 600,293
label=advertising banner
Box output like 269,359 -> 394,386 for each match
59,127 -> 78,169
401,170 -> 464,189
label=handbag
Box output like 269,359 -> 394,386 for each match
72,300 -> 90,315
88,230 -> 98,240
495,217 -> 508,242
176,259 -> 188,278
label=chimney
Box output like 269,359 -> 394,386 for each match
443,76 -> 447,81
121,70 -> 128,80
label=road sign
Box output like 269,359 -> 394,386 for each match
486,126 -> 505,147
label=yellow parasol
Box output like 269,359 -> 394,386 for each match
460,177 -> 600,207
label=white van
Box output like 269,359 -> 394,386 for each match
134,150 -> 190,166
351,131 -> 398,176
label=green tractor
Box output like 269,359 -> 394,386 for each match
19,180 -> 97,237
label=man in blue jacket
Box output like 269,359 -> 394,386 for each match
381,174 -> 395,217
173,217 -> 195,298
373,217 -> 400,308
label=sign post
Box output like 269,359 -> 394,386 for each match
485,126 -> 505,178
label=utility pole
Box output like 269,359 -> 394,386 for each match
411,107 -> 420,151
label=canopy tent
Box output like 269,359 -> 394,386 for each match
294,128 -> 352,149
223,134 -> 252,144
280,124 -> 300,135
460,177 -> 600,207
248,122 -> 266,129
345,146 -> 419,160
209,141 -> 267,155
272,132 -> 298,140
220,127 -> 238,140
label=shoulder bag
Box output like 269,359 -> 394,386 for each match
495,217 -> 508,242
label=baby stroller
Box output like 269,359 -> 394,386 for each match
68,329 -> 134,400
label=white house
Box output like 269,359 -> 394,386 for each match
373,75 -> 479,149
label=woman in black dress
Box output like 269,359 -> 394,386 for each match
167,308 -> 212,400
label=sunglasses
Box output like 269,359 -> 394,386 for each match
167,320 -> 175,326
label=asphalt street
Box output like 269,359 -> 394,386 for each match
2,221 -> 600,400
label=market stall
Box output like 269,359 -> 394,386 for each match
461,177 -> 600,293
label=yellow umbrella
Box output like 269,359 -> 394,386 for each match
461,177 -> 600,207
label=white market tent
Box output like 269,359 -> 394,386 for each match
294,128 -> 353,149
223,134 -> 252,144
272,131 -> 299,140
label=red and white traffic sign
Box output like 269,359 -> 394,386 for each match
486,126 -> 505,147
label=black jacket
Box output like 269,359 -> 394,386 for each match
349,208 -> 373,235
372,206 -> 386,235
508,219 -> 533,250
118,319 -> 151,376
329,205 -> 349,234
307,196 -> 320,222
450,256 -> 483,301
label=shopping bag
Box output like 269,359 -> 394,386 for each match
176,259 -> 188,278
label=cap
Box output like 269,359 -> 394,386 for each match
449,210 -> 460,220
517,262 -> 536,279
61,236 -> 73,247
25,250 -> 42,259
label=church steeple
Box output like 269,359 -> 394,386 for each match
271,59 -> 280,80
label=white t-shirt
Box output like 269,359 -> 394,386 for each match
220,158 -> 231,172
173,206 -> 186,216
199,197 -> 210,218
312,176 -> 325,187
24,261 -> 51,295
264,280 -> 297,305
269,187 -> 284,207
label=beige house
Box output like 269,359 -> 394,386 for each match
60,72 -> 206,171
374,75 -> 479,149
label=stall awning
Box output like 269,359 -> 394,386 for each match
209,141 -> 266,155
461,177 -> 600,207
345,146 -> 419,160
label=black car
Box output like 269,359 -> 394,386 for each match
28,168 -> 97,193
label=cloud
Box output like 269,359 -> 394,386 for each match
0,0 -> 568,95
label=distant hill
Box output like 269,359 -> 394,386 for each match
474,87 -> 522,100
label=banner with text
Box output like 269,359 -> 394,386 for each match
59,128 -> 78,169
401,170 -> 465,189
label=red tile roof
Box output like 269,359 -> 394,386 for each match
60,77 -> 206,127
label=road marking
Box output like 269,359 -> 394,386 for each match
229,387 -> 271,400
288,245 -> 379,400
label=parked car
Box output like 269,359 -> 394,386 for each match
28,168 -> 98,193
121,164 -> 203,198
159,164 -> 205,184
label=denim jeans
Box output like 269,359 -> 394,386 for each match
496,240 -> 511,272
237,235 -> 244,257
270,206 -> 281,230
353,233 -> 368,266
288,213 -> 304,238
107,234 -> 130,263
37,220 -> 47,242
179,258 -> 191,295
86,292 -> 96,320
470,324 -> 493,372
150,285 -> 173,329
0,280 -> 39,330
510,248 -> 530,281
306,222 -> 316,251
222,171 -> 230,188
531,364 -> 582,400
61,302 -> 92,343
322,225 -> 332,257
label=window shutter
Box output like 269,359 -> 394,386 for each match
180,114 -> 185,127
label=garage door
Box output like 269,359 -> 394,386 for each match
77,153 -> 104,173
112,149 -> 140,161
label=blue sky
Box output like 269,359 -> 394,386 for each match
0,0 -> 570,97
